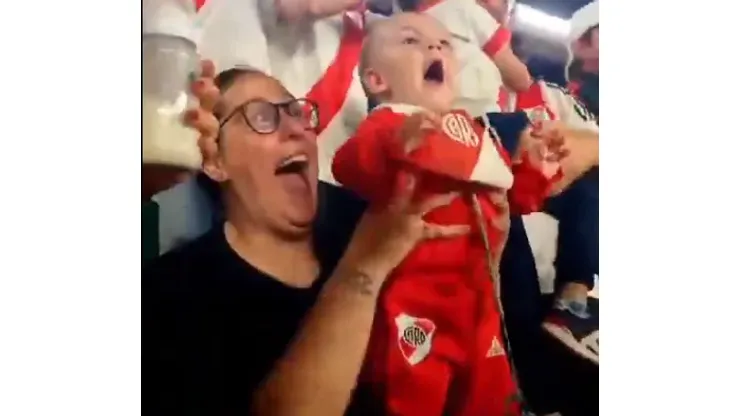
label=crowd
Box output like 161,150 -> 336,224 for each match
142,0 -> 599,415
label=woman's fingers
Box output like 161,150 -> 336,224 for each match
550,147 -> 570,161
183,109 -> 219,158
193,80 -> 220,113
200,59 -> 216,79
388,172 -> 418,212
399,111 -> 441,154
545,133 -> 565,150
184,108 -> 218,138
417,192 -> 460,216
399,114 -> 425,154
191,59 -> 219,112
423,223 -> 471,240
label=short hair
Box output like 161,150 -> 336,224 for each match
213,66 -> 265,119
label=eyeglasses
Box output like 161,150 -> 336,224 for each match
219,98 -> 319,135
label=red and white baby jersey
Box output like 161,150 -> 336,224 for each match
333,103 -> 557,213
333,103 -> 514,205
333,104 -> 556,416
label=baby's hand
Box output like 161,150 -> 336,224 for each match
519,120 -> 570,178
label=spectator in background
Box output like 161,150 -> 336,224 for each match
439,1 -> 599,412
566,0 -> 599,118
537,0 -> 599,366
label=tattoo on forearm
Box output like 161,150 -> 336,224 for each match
339,269 -> 376,297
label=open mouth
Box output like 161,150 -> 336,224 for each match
275,153 -> 309,176
424,60 -> 445,84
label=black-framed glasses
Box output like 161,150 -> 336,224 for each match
219,98 -> 319,135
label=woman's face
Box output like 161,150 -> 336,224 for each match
578,26 -> 599,61
207,72 -> 319,238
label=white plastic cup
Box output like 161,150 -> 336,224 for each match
142,32 -> 201,169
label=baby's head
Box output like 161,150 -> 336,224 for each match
360,12 -> 458,113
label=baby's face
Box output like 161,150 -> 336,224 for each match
365,13 -> 458,113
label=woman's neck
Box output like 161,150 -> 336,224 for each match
224,220 -> 319,288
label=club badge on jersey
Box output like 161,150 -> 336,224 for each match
395,313 -> 436,366
441,112 -> 481,148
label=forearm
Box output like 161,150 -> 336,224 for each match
251,263 -> 386,416
491,45 -> 533,93
276,0 -> 362,21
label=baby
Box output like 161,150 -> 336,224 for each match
332,12 -> 563,416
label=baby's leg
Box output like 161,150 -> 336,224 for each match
458,313 -> 520,416
450,273 -> 520,416
362,271 -> 476,416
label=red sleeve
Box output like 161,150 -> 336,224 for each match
507,155 -> 564,215
489,134 -> 561,214
331,109 -> 405,204
482,26 -> 512,59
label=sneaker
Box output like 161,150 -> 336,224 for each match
542,297 -> 599,365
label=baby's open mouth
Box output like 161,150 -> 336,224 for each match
424,60 -> 445,83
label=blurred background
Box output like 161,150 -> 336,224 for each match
513,0 -> 591,86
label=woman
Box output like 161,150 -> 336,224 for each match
143,61 -> 469,415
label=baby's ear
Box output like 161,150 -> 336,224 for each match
362,67 -> 389,97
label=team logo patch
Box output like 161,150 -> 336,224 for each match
441,113 -> 480,147
395,313 -> 436,366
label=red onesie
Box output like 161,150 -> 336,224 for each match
332,103 -> 557,416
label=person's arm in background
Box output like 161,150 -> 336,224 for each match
491,42 -> 533,93
421,0 -> 532,92
275,0 -> 364,21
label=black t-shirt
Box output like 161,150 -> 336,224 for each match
143,183 -> 369,415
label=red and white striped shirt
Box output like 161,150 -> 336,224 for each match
149,0 -> 518,183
